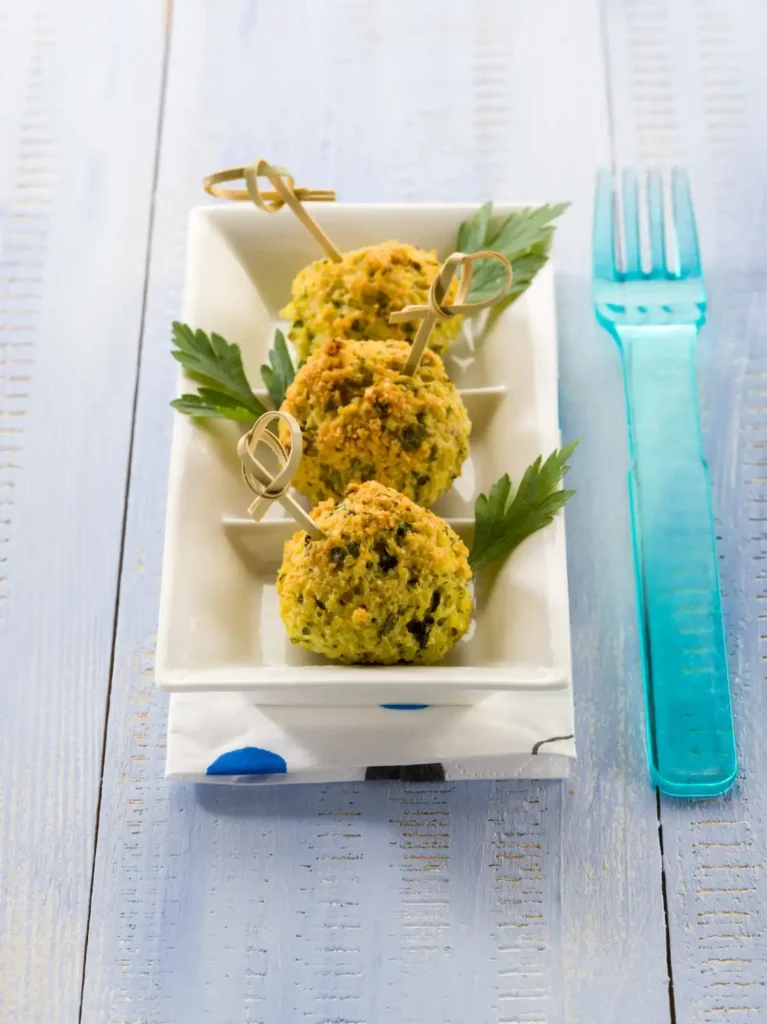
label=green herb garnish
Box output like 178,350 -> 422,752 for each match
260,329 -> 296,408
456,201 -> 569,314
469,441 -> 577,572
170,323 -> 296,420
170,391 -> 261,420
170,321 -> 267,421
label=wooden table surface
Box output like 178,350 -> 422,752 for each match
2,1 -> 766,1021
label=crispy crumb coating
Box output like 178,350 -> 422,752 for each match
280,338 -> 470,506
280,241 -> 463,361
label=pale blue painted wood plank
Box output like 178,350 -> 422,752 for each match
81,2 -> 670,1021
0,1 -> 167,1020
604,0 -> 767,1019
501,5 -> 673,1015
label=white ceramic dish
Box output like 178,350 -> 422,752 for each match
155,203 -> 571,705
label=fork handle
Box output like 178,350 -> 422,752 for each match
616,324 -> 737,797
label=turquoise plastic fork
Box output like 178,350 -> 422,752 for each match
592,167 -> 737,797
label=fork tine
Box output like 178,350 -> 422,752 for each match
646,169 -> 666,275
622,169 -> 641,276
593,168 -> 617,280
671,168 -> 701,277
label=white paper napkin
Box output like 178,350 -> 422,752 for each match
166,687 -> 575,784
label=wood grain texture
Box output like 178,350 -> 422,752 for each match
603,0 -> 767,1020
80,2 -> 671,1022
0,1 -> 166,1020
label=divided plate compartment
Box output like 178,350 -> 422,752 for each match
156,203 -> 572,705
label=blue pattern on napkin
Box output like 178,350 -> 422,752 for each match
379,703 -> 430,710
206,746 -> 287,776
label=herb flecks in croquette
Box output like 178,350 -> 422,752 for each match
395,522 -> 413,544
406,616 -> 434,650
330,546 -> 346,565
378,612 -> 397,638
374,539 -> 398,573
400,423 -> 428,451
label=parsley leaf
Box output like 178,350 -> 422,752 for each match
487,203 -> 568,258
455,201 -> 568,308
483,238 -> 554,331
170,321 -> 267,420
170,390 -> 259,421
469,441 -> 578,573
170,323 -> 299,420
260,329 -> 296,408
457,199 -> 492,254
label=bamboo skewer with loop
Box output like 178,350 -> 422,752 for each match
204,159 -> 342,263
390,250 -> 513,375
238,411 -> 325,539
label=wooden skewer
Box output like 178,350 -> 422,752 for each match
203,159 -> 342,263
237,412 -> 325,539
390,250 -> 513,375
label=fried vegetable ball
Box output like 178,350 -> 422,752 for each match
277,481 -> 473,665
280,241 -> 463,361
280,338 -> 470,507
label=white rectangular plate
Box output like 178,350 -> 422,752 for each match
156,203 -> 572,705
